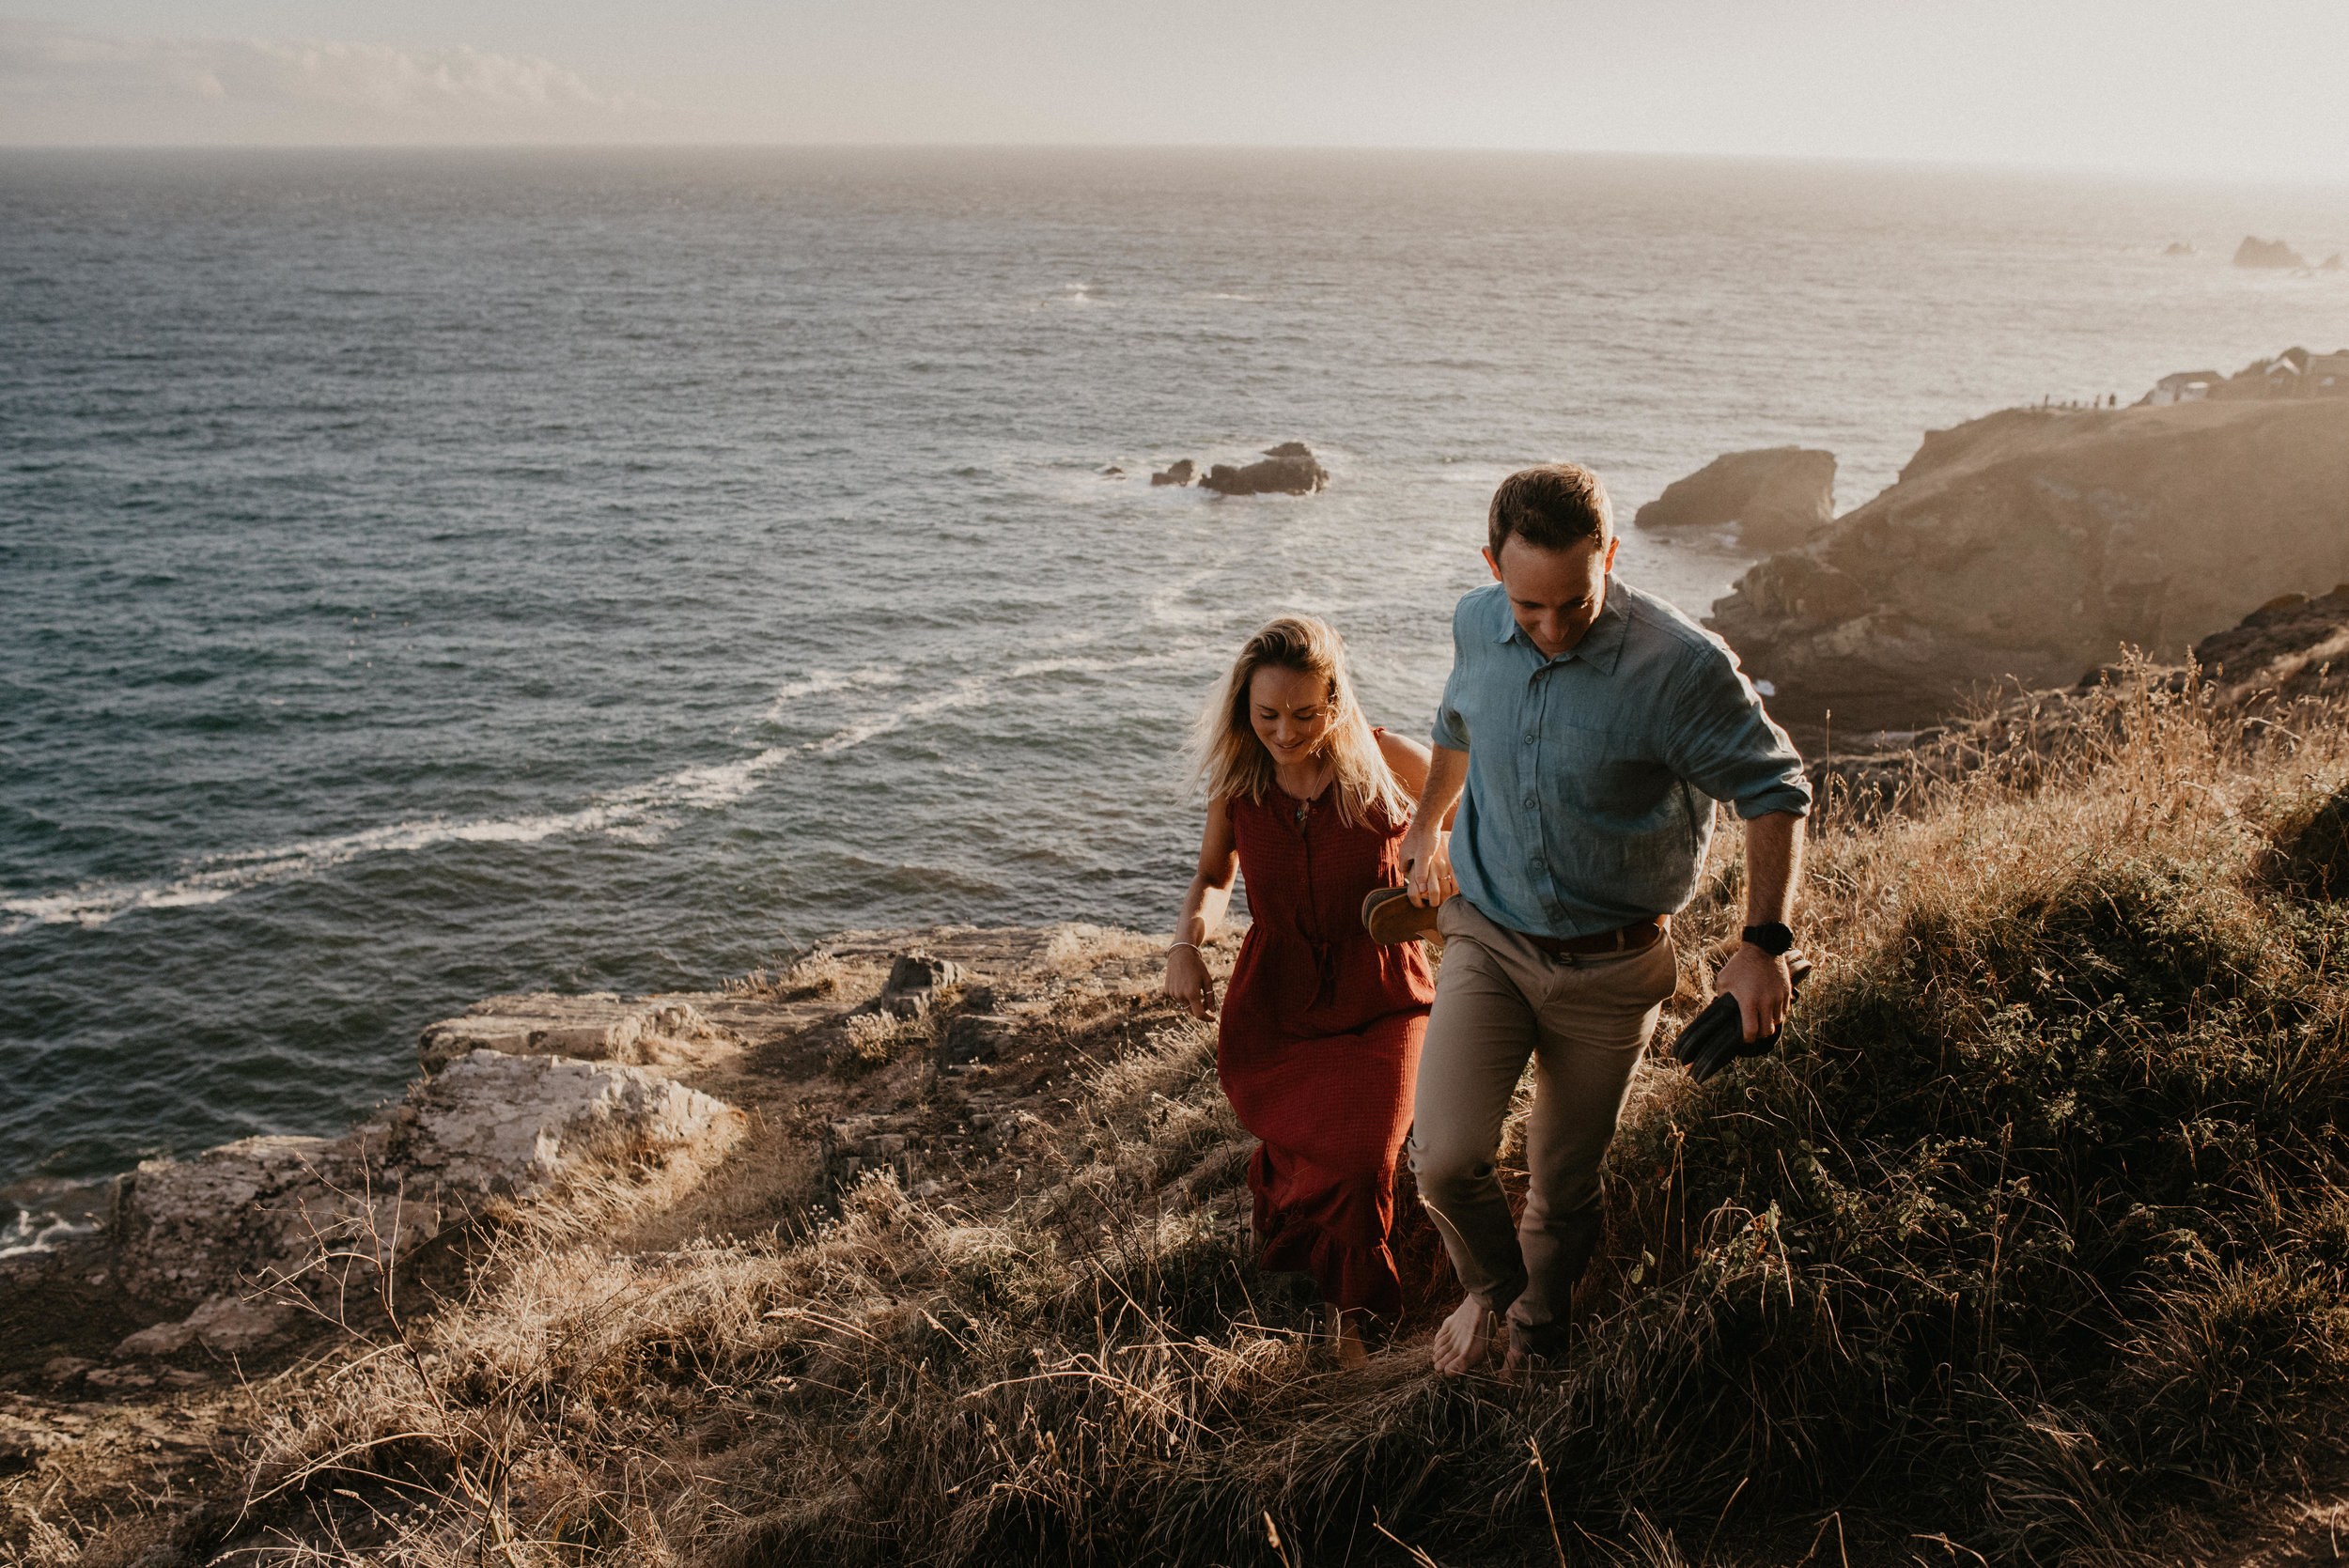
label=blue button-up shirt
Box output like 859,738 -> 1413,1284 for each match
1432,575 -> 1810,940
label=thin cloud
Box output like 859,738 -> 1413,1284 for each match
0,19 -> 656,143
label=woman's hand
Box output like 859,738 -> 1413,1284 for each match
1165,944 -> 1219,1019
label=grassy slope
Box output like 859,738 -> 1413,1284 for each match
55,670 -> 2349,1568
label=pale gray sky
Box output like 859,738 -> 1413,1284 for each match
3,0 -> 2343,181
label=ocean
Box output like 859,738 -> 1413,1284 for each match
5,146 -> 2346,1250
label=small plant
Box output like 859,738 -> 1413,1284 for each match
826,1009 -> 925,1075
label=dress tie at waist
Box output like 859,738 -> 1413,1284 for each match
1310,939 -> 1337,1009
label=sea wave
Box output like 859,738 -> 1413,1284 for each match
0,677 -> 1000,934
0,1205 -> 97,1260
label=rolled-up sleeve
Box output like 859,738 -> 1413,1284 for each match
1662,643 -> 1812,819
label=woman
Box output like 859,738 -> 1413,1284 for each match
1164,615 -> 1437,1369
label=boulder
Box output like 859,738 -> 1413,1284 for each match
418,993 -> 735,1075
1200,445 -> 1329,497
942,1013 -> 1020,1065
116,1293 -> 294,1358
2235,236 -> 2309,269
1632,447 -> 1837,551
863,952 -> 965,1020
110,1052 -> 742,1305
1149,459 -> 1197,488
1705,399 -> 2349,729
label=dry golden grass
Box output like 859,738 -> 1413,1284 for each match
55,662 -> 2349,1568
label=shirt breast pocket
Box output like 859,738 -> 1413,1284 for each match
1547,721 -> 1667,827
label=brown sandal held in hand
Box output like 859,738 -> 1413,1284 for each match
1361,885 -> 1443,947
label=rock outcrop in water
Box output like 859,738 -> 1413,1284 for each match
1145,444 -> 1328,495
1705,398 -> 2349,729
1633,446 -> 1836,551
1201,443 -> 1330,496
2235,235 -> 2310,269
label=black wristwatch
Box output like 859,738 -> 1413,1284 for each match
1741,922 -> 1795,955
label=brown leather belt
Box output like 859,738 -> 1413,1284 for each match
1514,913 -> 1670,957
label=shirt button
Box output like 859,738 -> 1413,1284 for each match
1523,794 -> 1536,807
1532,856 -> 1546,870
1523,731 -> 1536,744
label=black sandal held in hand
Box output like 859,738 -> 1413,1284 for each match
1671,950 -> 1813,1083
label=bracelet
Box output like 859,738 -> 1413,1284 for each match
1166,940 -> 1204,958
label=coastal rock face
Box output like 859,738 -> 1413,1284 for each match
418,992 -> 737,1075
1633,446 -> 1836,551
1149,458 -> 1197,487
110,1052 -> 742,1305
2235,236 -> 2310,269
2190,587 -> 2349,700
1201,444 -> 1330,496
1706,399 -> 2349,729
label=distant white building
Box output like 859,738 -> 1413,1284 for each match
2148,370 -> 2220,405
2309,350 -> 2349,396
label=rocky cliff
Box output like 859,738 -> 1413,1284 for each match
1632,446 -> 1836,551
1706,398 -> 2349,729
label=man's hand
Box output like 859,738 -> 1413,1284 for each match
1714,942 -> 1792,1043
1165,945 -> 1218,1020
1398,822 -> 1457,908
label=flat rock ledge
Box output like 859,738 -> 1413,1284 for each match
108,1051 -> 743,1349
418,992 -> 740,1075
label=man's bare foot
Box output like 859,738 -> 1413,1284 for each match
1332,1310 -> 1370,1371
1498,1321 -> 1566,1384
1429,1296 -> 1496,1375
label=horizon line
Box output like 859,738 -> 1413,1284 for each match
3,139 -> 2346,192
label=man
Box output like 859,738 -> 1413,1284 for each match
1392,462 -> 1809,1377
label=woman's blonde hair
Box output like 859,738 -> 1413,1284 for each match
1192,615 -> 1411,828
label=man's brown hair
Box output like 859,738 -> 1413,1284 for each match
1487,463 -> 1612,555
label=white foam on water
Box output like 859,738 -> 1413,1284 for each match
0,677 -> 1021,935
0,1207 -> 97,1260
766,665 -> 906,722
811,675 -> 993,753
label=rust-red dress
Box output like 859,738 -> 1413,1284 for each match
1219,772 -> 1434,1319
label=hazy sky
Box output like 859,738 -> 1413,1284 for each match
4,0 -> 2344,181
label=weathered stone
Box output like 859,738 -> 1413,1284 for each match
1200,448 -> 1329,497
943,1013 -> 1019,1065
865,953 -> 966,1019
111,1052 -> 742,1306
1149,458 -> 1197,487
419,993 -> 736,1075
1707,399 -> 2349,729
402,1050 -> 740,1195
1633,447 -> 1837,551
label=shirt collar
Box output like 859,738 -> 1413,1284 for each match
1496,573 -> 1631,675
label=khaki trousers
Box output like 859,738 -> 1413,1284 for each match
1408,896 -> 1678,1331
